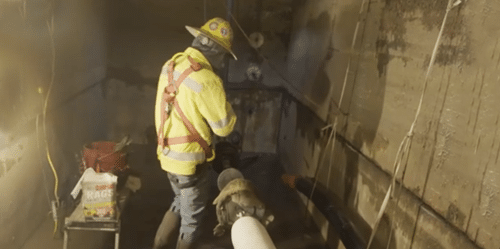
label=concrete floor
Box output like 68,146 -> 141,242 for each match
21,144 -> 326,249
21,218 -> 108,249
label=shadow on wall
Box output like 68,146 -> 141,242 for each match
322,1 -> 392,248
348,6 -> 389,151
287,10 -> 334,107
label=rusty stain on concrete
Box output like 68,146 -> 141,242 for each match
435,5 -> 472,67
371,132 -> 390,155
446,203 -> 466,228
479,171 -> 500,219
376,37 -> 390,77
380,0 -> 471,67
385,0 -> 449,31
412,206 -> 479,249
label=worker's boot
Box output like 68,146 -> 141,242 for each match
153,210 -> 181,249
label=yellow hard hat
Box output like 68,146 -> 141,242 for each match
186,17 -> 237,60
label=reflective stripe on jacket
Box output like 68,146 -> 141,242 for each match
155,47 -> 237,175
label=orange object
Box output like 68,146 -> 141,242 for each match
281,174 -> 300,189
81,141 -> 127,174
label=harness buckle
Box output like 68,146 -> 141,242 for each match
162,147 -> 171,156
165,103 -> 172,115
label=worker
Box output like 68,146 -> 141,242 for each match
153,17 -> 238,249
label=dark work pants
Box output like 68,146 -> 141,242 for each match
155,164 -> 211,247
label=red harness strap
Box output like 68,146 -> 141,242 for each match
158,56 -> 213,159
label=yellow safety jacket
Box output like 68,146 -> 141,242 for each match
155,47 -> 237,175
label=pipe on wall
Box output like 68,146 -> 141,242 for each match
282,175 -> 366,249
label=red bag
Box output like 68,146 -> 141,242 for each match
81,141 -> 127,174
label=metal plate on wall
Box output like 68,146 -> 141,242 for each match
227,90 -> 282,154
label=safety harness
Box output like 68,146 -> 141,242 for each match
158,55 -> 213,160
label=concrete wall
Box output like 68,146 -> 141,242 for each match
0,0 -> 107,248
278,0 -> 500,248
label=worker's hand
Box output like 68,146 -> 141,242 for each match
213,178 -> 275,236
213,224 -> 226,237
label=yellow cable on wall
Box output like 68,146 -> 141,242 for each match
42,15 -> 60,237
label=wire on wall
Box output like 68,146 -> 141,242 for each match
366,0 -> 462,248
36,113 -> 54,213
42,14 -> 61,237
305,0 -> 369,225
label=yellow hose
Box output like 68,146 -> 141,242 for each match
42,16 -> 60,236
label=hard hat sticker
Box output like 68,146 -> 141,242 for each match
209,22 -> 218,31
220,27 -> 228,37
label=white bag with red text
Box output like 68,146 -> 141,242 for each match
81,168 -> 118,221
